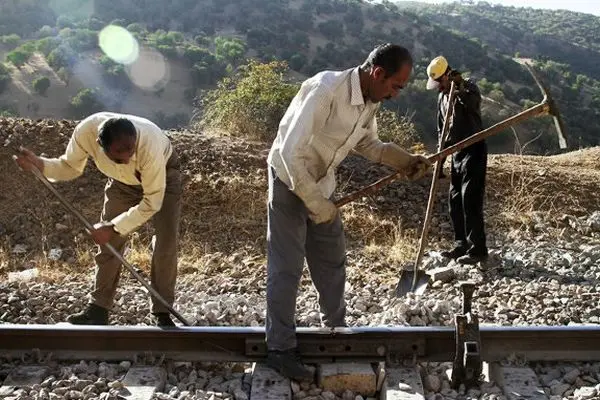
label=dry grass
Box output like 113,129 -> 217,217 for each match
495,158 -> 562,228
487,148 -> 600,232
2,117 -> 599,283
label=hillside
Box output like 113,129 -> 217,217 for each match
396,1 -> 600,78
0,48 -> 194,122
1,117 -> 600,338
2,116 -> 599,282
0,0 -> 599,153
396,1 -> 600,150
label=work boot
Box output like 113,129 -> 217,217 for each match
67,304 -> 109,325
266,349 -> 314,382
440,245 -> 467,260
154,312 -> 176,327
457,252 -> 488,265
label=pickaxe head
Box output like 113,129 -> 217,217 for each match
524,64 -> 568,149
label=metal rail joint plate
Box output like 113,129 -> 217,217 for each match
451,282 -> 483,389
246,329 -> 426,361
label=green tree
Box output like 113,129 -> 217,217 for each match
191,62 -> 213,86
0,34 -> 21,50
56,15 -> 75,29
198,60 -> 299,141
0,107 -> 17,117
37,25 -> 56,38
47,46 -> 75,70
147,29 -> 176,47
36,37 -> 60,56
70,29 -> 97,51
6,49 -> 29,67
126,23 -> 145,33
194,34 -> 211,47
214,37 -> 246,65
166,31 -> 184,44
70,88 -> 104,118
288,54 -> 307,71
32,76 -> 51,96
183,45 -> 213,65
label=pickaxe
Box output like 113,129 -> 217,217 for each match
334,64 -> 568,208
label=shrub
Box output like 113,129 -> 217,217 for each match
0,34 -> 21,49
375,109 -> 420,149
6,49 -> 30,67
214,36 -> 246,65
198,60 -> 299,141
0,106 -> 17,117
69,88 -> 104,118
32,76 -> 50,95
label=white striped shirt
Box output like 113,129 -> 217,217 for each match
268,67 -> 386,206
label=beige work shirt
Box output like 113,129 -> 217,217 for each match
41,112 -> 173,235
268,67 -> 385,208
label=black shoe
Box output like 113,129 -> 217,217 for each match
154,313 -> 176,327
457,253 -> 488,265
266,349 -> 314,382
67,304 -> 109,325
440,246 -> 468,259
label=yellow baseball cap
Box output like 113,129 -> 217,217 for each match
426,55 -> 449,90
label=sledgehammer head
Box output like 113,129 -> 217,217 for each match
524,64 -> 568,149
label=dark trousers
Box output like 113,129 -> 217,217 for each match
448,145 -> 487,255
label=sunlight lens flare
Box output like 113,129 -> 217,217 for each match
126,48 -> 170,91
98,25 -> 139,65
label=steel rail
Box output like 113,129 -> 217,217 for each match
1,324 -> 600,362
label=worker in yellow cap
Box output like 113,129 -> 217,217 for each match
426,55 -> 488,265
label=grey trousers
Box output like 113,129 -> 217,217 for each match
266,168 -> 347,351
91,151 -> 182,314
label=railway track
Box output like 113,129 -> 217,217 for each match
1,324 -> 600,400
2,324 -> 600,362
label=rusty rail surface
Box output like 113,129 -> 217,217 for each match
1,324 -> 600,362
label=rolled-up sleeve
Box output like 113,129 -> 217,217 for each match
110,149 -> 167,235
41,118 -> 93,181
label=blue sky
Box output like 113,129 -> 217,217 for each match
395,0 -> 599,16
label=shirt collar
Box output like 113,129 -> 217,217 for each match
350,67 -> 365,106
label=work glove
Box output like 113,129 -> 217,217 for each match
380,143 -> 432,180
404,155 -> 431,180
305,196 -> 338,225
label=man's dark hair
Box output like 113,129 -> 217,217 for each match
363,43 -> 413,77
98,118 -> 137,150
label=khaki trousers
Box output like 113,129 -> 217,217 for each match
90,151 -> 182,313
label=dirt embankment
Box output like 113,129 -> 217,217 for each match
1,116 -> 598,283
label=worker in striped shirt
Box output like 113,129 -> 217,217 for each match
265,44 -> 431,381
13,112 -> 182,327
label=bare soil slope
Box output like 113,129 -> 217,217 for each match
0,51 -> 194,122
1,117 -> 598,286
